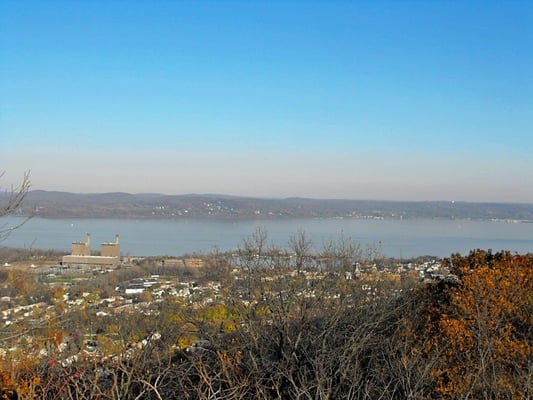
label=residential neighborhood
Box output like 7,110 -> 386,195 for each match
0,237 -> 451,365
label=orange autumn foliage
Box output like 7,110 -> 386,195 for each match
432,250 -> 533,399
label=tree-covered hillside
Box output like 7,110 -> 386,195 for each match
15,190 -> 533,220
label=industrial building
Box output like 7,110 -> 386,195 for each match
62,234 -> 120,268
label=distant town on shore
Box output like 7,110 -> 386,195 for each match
10,190 -> 533,221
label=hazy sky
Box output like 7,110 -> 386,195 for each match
1,1 -> 532,202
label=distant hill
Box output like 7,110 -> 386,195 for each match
12,190 -> 533,221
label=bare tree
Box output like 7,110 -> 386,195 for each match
238,227 -> 269,301
0,171 -> 31,242
320,233 -> 363,276
288,229 -> 313,273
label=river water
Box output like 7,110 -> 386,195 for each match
2,217 -> 532,258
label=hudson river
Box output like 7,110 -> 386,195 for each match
2,217 -> 532,258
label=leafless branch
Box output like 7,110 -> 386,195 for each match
0,170 -> 31,242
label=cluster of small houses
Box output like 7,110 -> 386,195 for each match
1,234 -> 450,366
0,277 -> 211,365
1,257 -> 447,326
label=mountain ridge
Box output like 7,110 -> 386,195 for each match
12,190 -> 533,221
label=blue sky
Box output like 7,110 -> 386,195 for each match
1,1 -> 532,201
